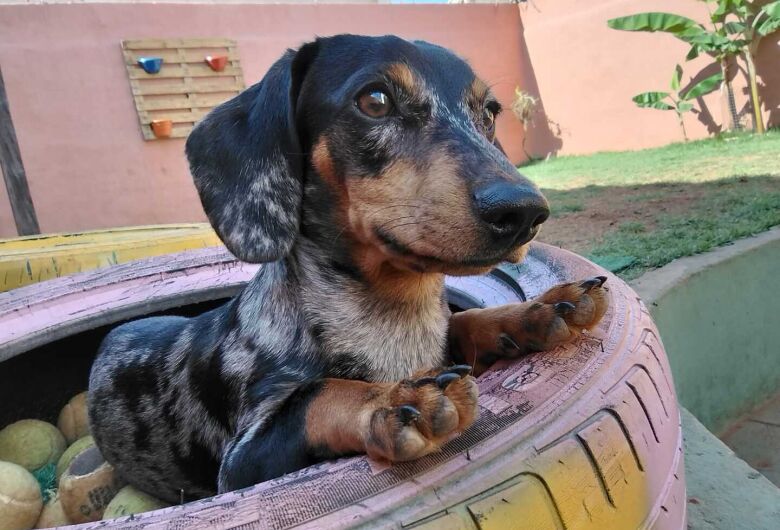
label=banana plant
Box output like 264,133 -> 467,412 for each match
608,11 -> 744,131
633,66 -> 724,140
608,2 -> 780,134
706,0 -> 780,133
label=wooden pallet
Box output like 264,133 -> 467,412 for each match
121,38 -> 245,140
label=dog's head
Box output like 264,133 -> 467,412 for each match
187,35 -> 548,277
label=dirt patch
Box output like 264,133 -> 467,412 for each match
536,178 -> 777,256
538,183 -> 698,254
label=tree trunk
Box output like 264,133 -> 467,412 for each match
720,57 -> 741,131
744,49 -> 766,134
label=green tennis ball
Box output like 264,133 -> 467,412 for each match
56,435 -> 94,481
103,486 -> 169,520
34,492 -> 70,529
59,445 -> 123,524
0,420 -> 66,472
57,392 -> 90,445
0,460 -> 43,530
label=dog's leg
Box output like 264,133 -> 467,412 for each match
218,368 -> 478,493
448,276 -> 609,375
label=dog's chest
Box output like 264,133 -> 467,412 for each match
311,291 -> 449,382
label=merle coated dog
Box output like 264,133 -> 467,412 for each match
88,35 -> 608,502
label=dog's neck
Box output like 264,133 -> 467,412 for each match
288,237 -> 449,381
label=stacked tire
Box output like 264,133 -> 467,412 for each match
0,244 -> 685,529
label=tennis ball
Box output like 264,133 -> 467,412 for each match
103,485 -> 169,520
0,420 -> 66,472
34,493 -> 70,529
56,435 -> 94,481
58,445 -> 124,524
57,392 -> 90,445
0,460 -> 43,530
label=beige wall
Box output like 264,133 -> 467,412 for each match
0,4 -> 527,236
520,0 -> 779,156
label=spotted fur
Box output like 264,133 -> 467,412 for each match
88,35 -> 604,502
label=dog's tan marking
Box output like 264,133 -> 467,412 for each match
345,151 -> 479,269
449,278 -> 609,375
466,77 -> 490,110
312,137 -> 336,183
386,62 -> 423,99
505,243 -> 531,264
305,370 -> 478,462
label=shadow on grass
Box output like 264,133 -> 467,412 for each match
537,176 -> 780,280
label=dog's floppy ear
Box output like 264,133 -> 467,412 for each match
186,43 -> 318,263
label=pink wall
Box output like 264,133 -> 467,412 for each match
0,172 -> 13,237
0,4 -> 528,237
0,2 -> 777,237
520,0 -> 779,156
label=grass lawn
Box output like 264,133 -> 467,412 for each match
520,131 -> 780,280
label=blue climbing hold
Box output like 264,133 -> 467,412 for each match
138,57 -> 163,74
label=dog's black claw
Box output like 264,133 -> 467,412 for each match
413,377 -> 437,387
397,405 -> 421,425
436,373 -> 460,389
580,276 -> 607,290
499,333 -> 521,351
554,301 -> 576,315
447,365 -> 472,377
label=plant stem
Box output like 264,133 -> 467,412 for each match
744,48 -> 765,134
677,110 -> 688,141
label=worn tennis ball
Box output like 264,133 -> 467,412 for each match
58,445 -> 124,524
56,435 -> 94,481
103,485 -> 169,520
0,420 -> 67,472
34,492 -> 70,529
57,392 -> 90,445
0,460 -> 43,530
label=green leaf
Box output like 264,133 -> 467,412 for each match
683,31 -> 731,50
686,45 -> 702,61
755,1 -> 780,36
633,91 -> 675,110
678,102 -> 695,112
671,64 -> 682,91
681,71 -> 724,100
608,12 -> 702,34
723,21 -> 746,34
712,0 -> 746,22
762,0 -> 780,18
712,0 -> 743,22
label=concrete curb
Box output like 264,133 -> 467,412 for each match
630,226 -> 780,306
628,226 -> 780,432
630,230 -> 780,528
682,407 -> 780,530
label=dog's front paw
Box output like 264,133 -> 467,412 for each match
449,276 -> 609,370
364,366 -> 478,462
498,276 -> 609,356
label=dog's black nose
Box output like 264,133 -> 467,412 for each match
473,182 -> 549,243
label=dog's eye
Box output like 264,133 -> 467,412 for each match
357,90 -> 393,118
482,108 -> 495,130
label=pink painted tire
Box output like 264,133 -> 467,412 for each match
0,243 -> 685,529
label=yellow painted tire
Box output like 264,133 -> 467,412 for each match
0,224 -> 220,292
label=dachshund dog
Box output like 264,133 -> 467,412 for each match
88,34 -> 608,503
